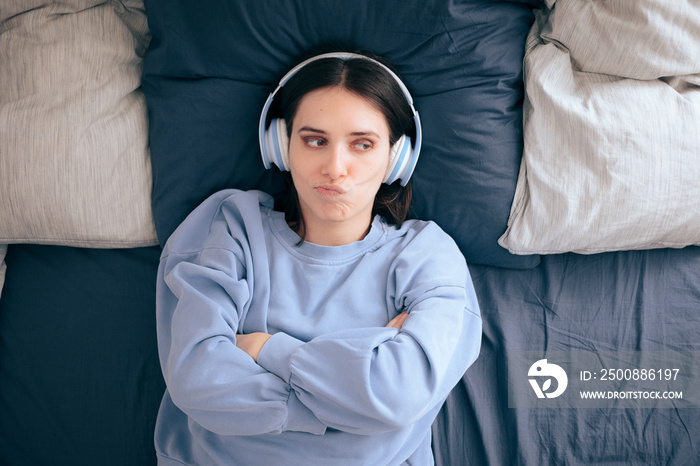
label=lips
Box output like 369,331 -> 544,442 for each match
315,185 -> 346,197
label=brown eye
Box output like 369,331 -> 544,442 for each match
353,141 -> 373,151
305,137 -> 326,148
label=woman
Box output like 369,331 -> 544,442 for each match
154,52 -> 482,465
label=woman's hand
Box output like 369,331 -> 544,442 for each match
385,311 -> 408,329
236,332 -> 272,363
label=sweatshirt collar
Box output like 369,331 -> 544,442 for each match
268,210 -> 386,263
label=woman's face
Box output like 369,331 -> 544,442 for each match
288,86 -> 391,246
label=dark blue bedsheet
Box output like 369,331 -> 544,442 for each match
434,246 -> 700,465
2,244 -> 699,464
0,244 -> 165,466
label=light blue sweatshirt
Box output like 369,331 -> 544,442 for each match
154,189 -> 481,466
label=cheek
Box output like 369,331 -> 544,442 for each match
287,145 -> 311,176
363,150 -> 391,181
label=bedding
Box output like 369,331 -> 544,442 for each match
0,244 -> 164,465
0,244 -> 6,298
498,0 -> 700,255
436,245 -> 700,465
0,0 -> 157,248
141,0 -> 541,269
2,0 -> 700,465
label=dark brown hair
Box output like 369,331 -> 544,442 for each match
274,52 -> 415,240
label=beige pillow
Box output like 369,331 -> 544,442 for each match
0,0 -> 157,248
499,3 -> 700,255
541,0 -> 700,80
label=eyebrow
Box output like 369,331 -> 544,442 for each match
297,126 -> 381,139
297,126 -> 326,134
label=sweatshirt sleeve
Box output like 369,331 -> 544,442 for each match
156,191 -> 327,437
258,226 -> 482,435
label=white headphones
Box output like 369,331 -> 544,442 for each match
258,52 -> 422,186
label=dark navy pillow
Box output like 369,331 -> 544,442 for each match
142,0 -> 540,268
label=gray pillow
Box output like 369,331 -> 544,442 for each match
0,0 -> 157,248
499,1 -> 700,255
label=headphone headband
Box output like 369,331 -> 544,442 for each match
259,52 -> 422,186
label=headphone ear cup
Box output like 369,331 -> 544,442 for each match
266,118 -> 290,171
384,135 -> 412,185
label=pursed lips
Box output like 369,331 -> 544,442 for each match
315,185 -> 346,197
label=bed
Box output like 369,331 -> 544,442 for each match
1,0 -> 699,464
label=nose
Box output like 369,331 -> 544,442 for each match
321,144 -> 348,180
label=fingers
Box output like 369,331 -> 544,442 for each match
386,311 -> 409,329
236,332 -> 272,362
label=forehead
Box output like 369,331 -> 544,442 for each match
294,86 -> 389,134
